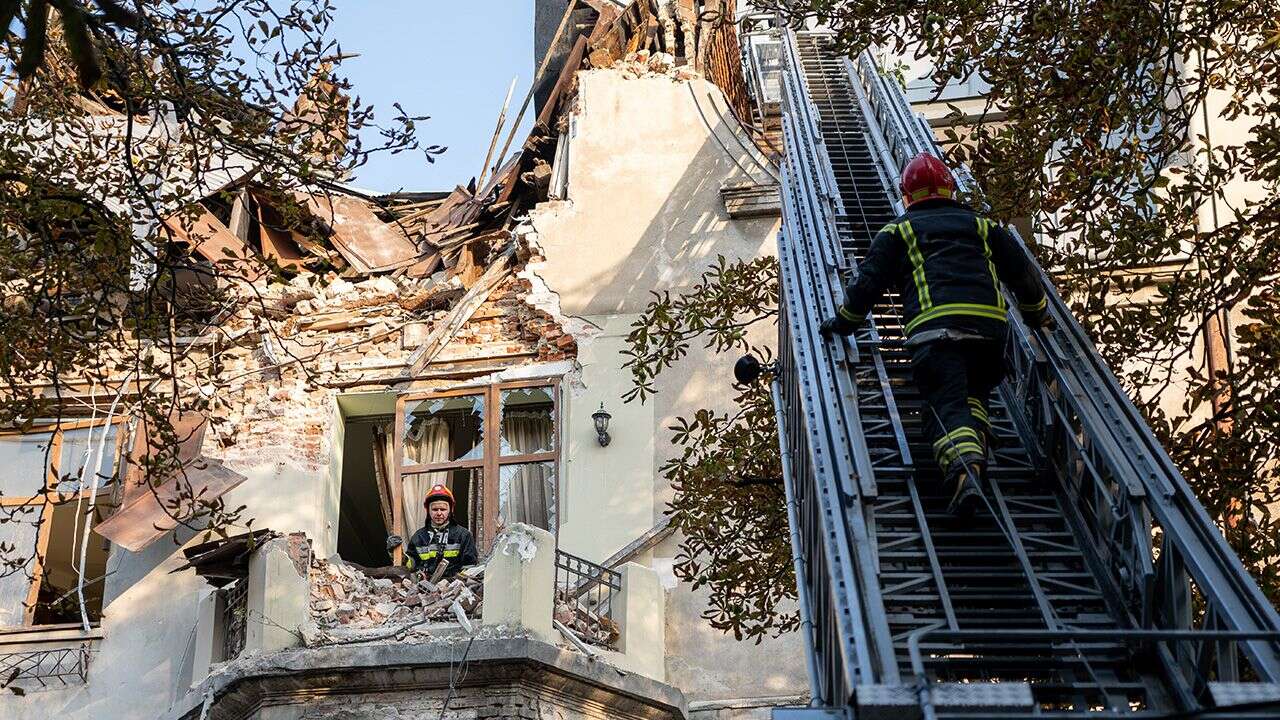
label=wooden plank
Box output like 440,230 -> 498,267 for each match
391,396 -> 406,565
227,191 -> 252,241
23,500 -> 56,625
298,192 -> 420,273
483,384 -> 499,552
587,1 -> 621,47
536,34 -> 591,129
403,252 -> 442,279
121,411 -> 208,509
602,517 -> 676,569
403,248 -> 515,375
451,239 -> 488,289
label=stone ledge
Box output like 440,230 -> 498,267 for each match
168,633 -> 687,720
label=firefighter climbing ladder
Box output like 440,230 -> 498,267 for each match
773,29 -> 1280,718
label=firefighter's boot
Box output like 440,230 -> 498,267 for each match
947,462 -> 985,518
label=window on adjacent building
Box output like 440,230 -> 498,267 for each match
747,37 -> 782,109
394,380 -> 559,553
0,421 -> 119,628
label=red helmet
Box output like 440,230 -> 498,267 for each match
424,484 -> 455,510
899,152 -> 957,207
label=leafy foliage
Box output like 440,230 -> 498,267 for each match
622,255 -> 778,402
623,254 -> 796,639
0,1 -> 435,618
660,375 -> 796,642
628,0 -> 1280,640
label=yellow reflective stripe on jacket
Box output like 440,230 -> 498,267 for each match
838,305 -> 860,322
976,218 -> 1007,313
899,221 -> 933,311
904,302 -> 1009,334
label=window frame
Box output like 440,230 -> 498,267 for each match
393,378 -> 561,556
0,418 -> 123,628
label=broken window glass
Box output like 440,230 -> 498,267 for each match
750,39 -> 782,105
401,394 -> 485,466
499,387 -> 554,457
0,432 -> 54,498
0,507 -> 40,627
498,462 -> 556,533
55,425 -> 119,493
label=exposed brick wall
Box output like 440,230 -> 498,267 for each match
197,262 -> 577,471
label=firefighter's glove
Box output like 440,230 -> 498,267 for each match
385,534 -> 404,552
820,311 -> 859,338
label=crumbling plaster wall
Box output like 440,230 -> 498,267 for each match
526,69 -> 806,704
0,268 -> 578,720
2,536 -> 209,720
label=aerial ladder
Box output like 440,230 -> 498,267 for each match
758,27 -> 1280,719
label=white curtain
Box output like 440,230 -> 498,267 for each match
401,418 -> 449,532
499,412 -> 555,531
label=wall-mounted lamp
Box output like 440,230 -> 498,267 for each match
592,403 -> 612,447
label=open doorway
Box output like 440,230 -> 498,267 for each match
336,418 -> 393,568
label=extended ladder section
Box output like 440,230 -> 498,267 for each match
773,30 -> 1280,718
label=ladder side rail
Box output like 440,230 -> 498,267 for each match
779,163 -> 906,690
781,29 -> 845,267
777,238 -> 863,703
778,33 -> 907,688
842,57 -> 904,204
779,103 -> 893,691
849,48 -> 1280,680
780,108 -> 905,690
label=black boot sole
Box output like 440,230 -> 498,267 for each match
950,487 -> 983,518
947,476 -> 984,518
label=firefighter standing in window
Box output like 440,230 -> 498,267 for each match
820,152 -> 1054,516
401,484 -> 478,579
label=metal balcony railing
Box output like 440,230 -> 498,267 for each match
554,549 -> 621,648
0,644 -> 91,687
219,579 -> 248,661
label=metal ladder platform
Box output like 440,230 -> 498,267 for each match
772,29 -> 1280,719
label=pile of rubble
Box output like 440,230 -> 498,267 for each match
554,593 -> 620,648
602,50 -> 700,82
310,558 -> 483,631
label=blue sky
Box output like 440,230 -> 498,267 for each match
331,1 -> 536,194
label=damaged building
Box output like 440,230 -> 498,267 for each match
0,1 -> 802,719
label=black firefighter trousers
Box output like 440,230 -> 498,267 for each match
907,334 -> 1007,479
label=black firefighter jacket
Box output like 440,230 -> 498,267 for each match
836,198 -> 1048,339
404,522 -> 478,578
